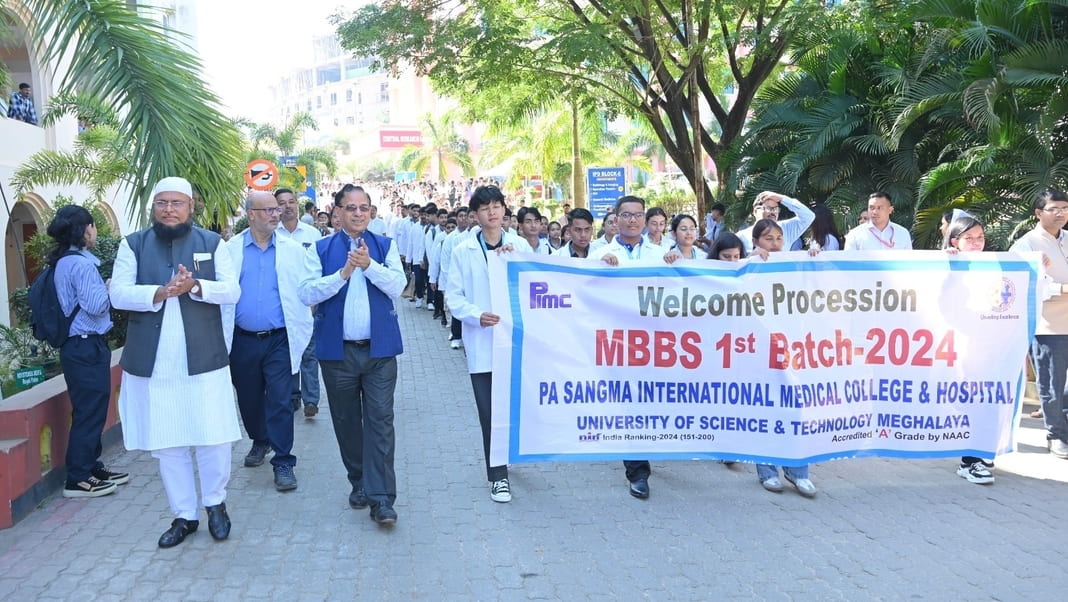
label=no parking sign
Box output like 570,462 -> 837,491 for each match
245,159 -> 279,191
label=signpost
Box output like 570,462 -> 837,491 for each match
244,159 -> 279,191
586,167 -> 625,218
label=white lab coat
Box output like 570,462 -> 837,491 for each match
445,231 -> 532,373
220,232 -> 314,374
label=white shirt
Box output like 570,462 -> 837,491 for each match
1011,227 -> 1068,334
843,222 -> 913,251
298,232 -> 406,341
737,196 -> 816,253
591,237 -> 668,263
276,220 -> 322,249
368,216 -> 387,236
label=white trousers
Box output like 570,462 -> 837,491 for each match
151,443 -> 232,520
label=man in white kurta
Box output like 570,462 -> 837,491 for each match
109,177 -> 242,549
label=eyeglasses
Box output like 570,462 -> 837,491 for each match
343,204 -> 372,213
154,200 -> 188,209
249,207 -> 283,215
618,212 -> 644,221
1042,207 -> 1068,215
676,227 -> 698,234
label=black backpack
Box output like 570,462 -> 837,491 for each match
28,250 -> 82,348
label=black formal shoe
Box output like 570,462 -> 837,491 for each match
370,504 -> 398,525
243,442 -> 269,467
158,518 -> 198,548
629,477 -> 650,499
205,503 -> 231,540
348,488 -> 369,509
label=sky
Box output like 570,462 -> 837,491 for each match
193,1 -> 358,121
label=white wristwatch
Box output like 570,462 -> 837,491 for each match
190,282 -> 201,295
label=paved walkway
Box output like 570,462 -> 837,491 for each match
2,300 -> 1067,601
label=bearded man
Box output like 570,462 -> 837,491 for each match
109,177 -> 242,548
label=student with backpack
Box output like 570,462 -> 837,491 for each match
44,206 -> 127,498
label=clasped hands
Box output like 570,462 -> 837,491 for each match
340,238 -> 373,280
157,264 -> 198,301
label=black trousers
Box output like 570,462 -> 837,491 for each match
470,372 -> 507,482
320,343 -> 399,507
60,335 -> 111,483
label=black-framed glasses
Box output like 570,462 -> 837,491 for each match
249,207 -> 283,215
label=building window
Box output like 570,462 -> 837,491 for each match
346,90 -> 353,102
379,82 -> 389,103
306,100 -> 312,111
357,92 -> 362,105
346,116 -> 354,125
316,96 -> 322,108
330,92 -> 337,105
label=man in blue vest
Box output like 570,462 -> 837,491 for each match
298,184 -> 406,525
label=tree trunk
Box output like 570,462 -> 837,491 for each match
571,100 -> 586,208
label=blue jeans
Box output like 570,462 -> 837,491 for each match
756,464 -> 809,481
292,333 -> 321,407
1030,335 -> 1068,442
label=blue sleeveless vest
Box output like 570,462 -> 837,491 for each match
314,230 -> 403,360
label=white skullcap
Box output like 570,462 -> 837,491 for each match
151,177 -> 192,200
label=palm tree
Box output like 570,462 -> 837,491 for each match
398,112 -> 474,182
239,111 -> 338,191
2,0 -> 246,223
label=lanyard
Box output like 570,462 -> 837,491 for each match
868,225 -> 895,249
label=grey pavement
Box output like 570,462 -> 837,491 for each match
2,299 -> 1068,601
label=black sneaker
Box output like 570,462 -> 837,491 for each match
92,466 -> 130,485
63,476 -> 117,498
244,442 -> 270,467
274,465 -> 298,491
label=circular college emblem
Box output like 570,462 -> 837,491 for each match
990,277 -> 1015,312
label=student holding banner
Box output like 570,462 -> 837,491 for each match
748,219 -> 819,497
942,211 -> 996,484
444,186 -> 532,503
592,195 -> 667,499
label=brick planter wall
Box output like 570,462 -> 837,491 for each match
0,350 -> 123,529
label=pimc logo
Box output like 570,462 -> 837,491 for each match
529,281 -> 572,309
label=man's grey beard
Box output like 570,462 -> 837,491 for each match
152,219 -> 193,242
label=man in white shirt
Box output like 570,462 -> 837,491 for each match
518,207 -> 551,254
368,205 -> 387,236
1011,189 -> 1068,458
736,192 -> 815,253
275,188 -> 324,416
553,208 -> 595,258
843,192 -> 913,251
591,196 -> 665,500
440,207 -> 474,348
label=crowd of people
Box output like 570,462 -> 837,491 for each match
42,174 -> 1067,549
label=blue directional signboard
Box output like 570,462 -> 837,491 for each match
587,167 -> 625,219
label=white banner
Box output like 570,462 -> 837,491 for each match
487,251 -> 1040,466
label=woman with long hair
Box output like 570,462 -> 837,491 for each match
807,205 -> 843,251
547,221 -> 565,251
645,207 -> 669,248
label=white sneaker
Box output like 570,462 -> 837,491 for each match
1050,438 -> 1068,459
957,462 -> 994,484
427,302 -> 435,311
784,474 -> 817,497
490,478 -> 512,503
415,299 -> 424,308
450,340 -> 461,350
760,477 -> 783,493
